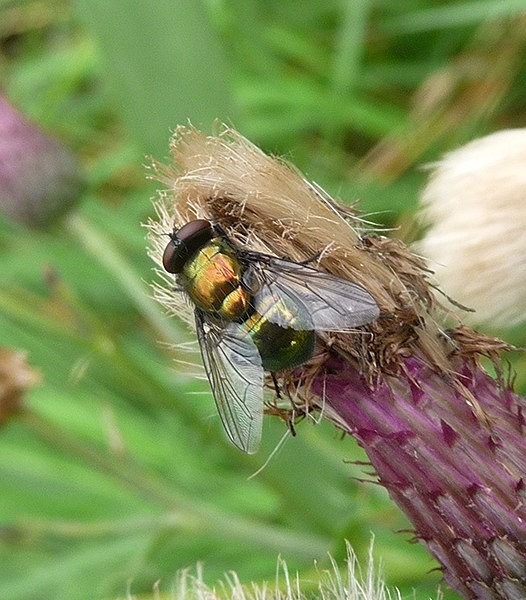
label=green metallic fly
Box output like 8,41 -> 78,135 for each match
162,219 -> 380,453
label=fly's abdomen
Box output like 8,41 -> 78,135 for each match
244,297 -> 316,372
182,243 -> 251,321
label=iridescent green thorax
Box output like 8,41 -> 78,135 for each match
180,237 -> 316,371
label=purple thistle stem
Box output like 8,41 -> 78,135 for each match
310,352 -> 526,599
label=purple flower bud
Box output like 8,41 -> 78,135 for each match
0,96 -> 84,227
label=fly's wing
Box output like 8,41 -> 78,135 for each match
195,310 -> 264,453
247,257 -> 380,331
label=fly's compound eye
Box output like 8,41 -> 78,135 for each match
162,239 -> 181,274
162,219 -> 214,274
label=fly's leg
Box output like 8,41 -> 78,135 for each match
272,372 -> 298,437
271,371 -> 282,399
296,251 -> 322,266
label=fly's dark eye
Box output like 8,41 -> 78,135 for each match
162,219 -> 214,274
162,241 -> 179,273
176,219 -> 212,243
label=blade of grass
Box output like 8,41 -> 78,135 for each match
330,0 -> 370,97
325,0 -> 371,143
381,0 -> 526,34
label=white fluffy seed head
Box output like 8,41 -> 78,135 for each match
417,129 -> 526,329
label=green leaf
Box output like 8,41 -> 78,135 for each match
72,0 -> 237,156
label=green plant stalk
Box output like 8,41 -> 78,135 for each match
323,0 -> 370,144
331,0 -> 369,96
65,211 -> 180,345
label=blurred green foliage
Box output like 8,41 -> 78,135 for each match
1,0 -> 526,598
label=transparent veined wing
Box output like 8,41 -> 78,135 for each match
246,256 -> 380,331
195,310 -> 264,453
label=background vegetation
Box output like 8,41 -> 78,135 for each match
1,1 -> 526,598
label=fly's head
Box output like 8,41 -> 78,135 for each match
162,219 -> 215,274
